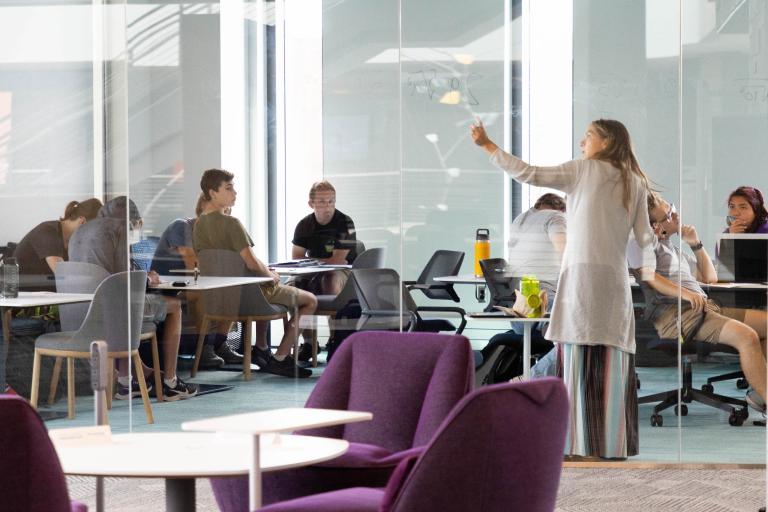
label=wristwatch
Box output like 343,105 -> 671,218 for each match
689,241 -> 704,252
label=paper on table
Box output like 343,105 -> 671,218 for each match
493,306 -> 522,317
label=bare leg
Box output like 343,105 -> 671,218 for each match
742,309 -> 767,357
254,321 -> 269,350
321,271 -> 347,296
275,290 -> 317,357
717,319 -> 767,401
116,358 -> 153,378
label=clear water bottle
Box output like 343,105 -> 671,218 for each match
2,257 -> 19,298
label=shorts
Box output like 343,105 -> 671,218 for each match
290,269 -> 350,295
652,299 -> 747,343
262,283 -> 303,309
144,293 -> 168,323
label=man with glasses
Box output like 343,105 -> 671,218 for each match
627,192 -> 767,415
291,180 -> 357,361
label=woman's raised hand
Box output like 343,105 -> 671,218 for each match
470,119 -> 491,147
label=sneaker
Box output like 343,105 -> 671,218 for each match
115,377 -> 153,400
215,342 -> 244,365
162,376 -> 199,402
746,388 -> 766,414
198,345 -> 225,369
265,355 -> 312,378
252,345 -> 273,369
297,342 -> 314,362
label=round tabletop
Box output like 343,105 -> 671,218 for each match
53,432 -> 349,479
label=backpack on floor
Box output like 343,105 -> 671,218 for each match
326,301 -> 362,362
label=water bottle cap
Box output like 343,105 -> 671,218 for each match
476,228 -> 489,241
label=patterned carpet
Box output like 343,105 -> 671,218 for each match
67,468 -> 766,511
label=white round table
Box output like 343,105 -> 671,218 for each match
53,432 -> 349,511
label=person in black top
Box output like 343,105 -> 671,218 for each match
291,180 -> 357,295
291,180 -> 356,362
15,198 -> 103,291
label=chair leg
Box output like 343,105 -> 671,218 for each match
132,353 -> 154,424
30,350 -> 42,409
106,358 -> 113,410
243,320 -> 253,381
47,356 -> 63,405
67,357 -> 75,420
191,316 -> 210,378
149,333 -> 163,402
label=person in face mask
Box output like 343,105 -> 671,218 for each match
69,196 -> 197,402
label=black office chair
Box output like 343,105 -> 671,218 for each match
351,268 -> 466,334
478,258 -> 517,309
404,250 -> 464,303
633,271 -> 749,427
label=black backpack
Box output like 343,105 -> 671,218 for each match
326,301 -> 362,362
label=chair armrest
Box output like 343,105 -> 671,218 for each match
415,306 -> 467,334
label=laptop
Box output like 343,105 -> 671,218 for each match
716,233 -> 768,283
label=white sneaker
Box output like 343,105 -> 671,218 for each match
746,389 -> 766,414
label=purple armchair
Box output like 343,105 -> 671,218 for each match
258,378 -> 569,512
0,395 -> 87,512
211,331 -> 474,510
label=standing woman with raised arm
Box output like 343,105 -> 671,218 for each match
471,119 -> 655,459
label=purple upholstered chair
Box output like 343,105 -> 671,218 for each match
0,395 -> 87,512
258,378 -> 569,512
211,331 -> 474,510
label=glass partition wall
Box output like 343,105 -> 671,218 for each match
0,0 -> 765,467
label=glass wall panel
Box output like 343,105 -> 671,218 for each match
680,0 -> 768,463
0,2 -> 107,425
400,0 -> 513,337
320,0 -> 404,340
572,0 -> 681,461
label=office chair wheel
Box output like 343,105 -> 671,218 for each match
739,407 -> 750,421
737,378 -> 749,390
729,411 -> 745,426
650,414 -> 663,427
701,383 -> 714,393
674,404 -> 688,417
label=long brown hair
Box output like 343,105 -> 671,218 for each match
590,119 -> 652,211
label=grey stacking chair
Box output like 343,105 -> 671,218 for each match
192,249 -> 289,380
31,271 -> 154,423
54,262 -> 163,403
311,248 -> 386,366
351,268 -> 466,334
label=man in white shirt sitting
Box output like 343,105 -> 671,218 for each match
627,192 -> 767,413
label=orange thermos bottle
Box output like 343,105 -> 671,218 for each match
474,228 -> 490,277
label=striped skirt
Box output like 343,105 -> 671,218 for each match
557,343 -> 638,459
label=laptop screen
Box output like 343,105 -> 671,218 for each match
716,234 -> 768,283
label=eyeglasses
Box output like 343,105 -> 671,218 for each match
312,199 -> 336,207
656,203 -> 677,224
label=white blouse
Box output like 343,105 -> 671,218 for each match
490,150 -> 654,353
